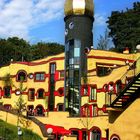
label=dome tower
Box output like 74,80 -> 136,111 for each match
64,0 -> 94,116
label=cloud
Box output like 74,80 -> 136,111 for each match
94,13 -> 107,26
0,0 -> 64,40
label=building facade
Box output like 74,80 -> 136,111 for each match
0,0 -> 140,140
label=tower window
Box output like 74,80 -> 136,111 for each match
17,71 -> 27,82
50,63 -> 56,74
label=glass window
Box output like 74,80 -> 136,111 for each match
90,130 -> 101,140
97,66 -> 112,77
69,58 -> 74,64
90,87 -> 97,101
4,86 -> 11,98
50,63 -> 56,74
75,40 -> 81,48
35,73 -> 45,81
74,58 -> 80,65
74,48 -> 80,57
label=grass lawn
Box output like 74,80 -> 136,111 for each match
0,119 -> 42,140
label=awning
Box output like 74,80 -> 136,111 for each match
45,124 -> 71,135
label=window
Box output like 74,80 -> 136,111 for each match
58,88 -> 64,95
50,63 -> 56,74
90,129 -> 101,140
57,104 -> 64,111
74,48 -> 80,57
60,71 -> 64,79
97,66 -> 112,77
92,105 -> 98,117
82,131 -> 87,140
4,86 -> 11,98
17,71 -> 27,82
28,89 -> 35,101
71,130 -> 79,140
37,89 -> 44,99
0,88 -> 2,99
90,87 -> 97,101
83,86 -> 88,95
4,104 -> 11,110
35,73 -> 45,81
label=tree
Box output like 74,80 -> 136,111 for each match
107,2 -> 140,53
0,37 -> 64,66
30,42 -> 64,60
97,29 -> 113,50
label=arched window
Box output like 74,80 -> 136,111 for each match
4,86 -> 11,98
110,134 -> 120,140
37,89 -> 45,99
17,70 -> 27,82
90,127 -> 101,140
36,105 -> 44,116
58,88 -> 64,95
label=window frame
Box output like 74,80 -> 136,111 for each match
34,72 -> 46,82
16,70 -> 27,82
3,86 -> 11,98
89,86 -> 97,102
37,89 -> 45,99
28,88 -> 35,101
0,87 -> 2,99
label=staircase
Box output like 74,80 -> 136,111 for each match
110,57 -> 140,109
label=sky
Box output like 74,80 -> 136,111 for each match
0,0 -> 138,47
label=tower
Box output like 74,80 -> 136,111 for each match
64,0 -> 94,116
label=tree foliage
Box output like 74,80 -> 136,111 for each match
0,37 -> 64,66
107,2 -> 140,53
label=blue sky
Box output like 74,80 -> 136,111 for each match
0,0 -> 138,47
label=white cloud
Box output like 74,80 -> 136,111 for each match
0,0 -> 64,40
94,13 -> 107,26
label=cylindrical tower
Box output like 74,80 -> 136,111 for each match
64,0 -> 94,116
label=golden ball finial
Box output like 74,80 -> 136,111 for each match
64,0 -> 94,17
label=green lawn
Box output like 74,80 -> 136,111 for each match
0,119 -> 42,140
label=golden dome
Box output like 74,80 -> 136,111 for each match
64,0 -> 94,17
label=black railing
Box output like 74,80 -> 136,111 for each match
110,56 -> 140,106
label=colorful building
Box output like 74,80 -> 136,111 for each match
0,0 -> 140,140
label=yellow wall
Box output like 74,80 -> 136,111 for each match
109,97 -> 140,140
